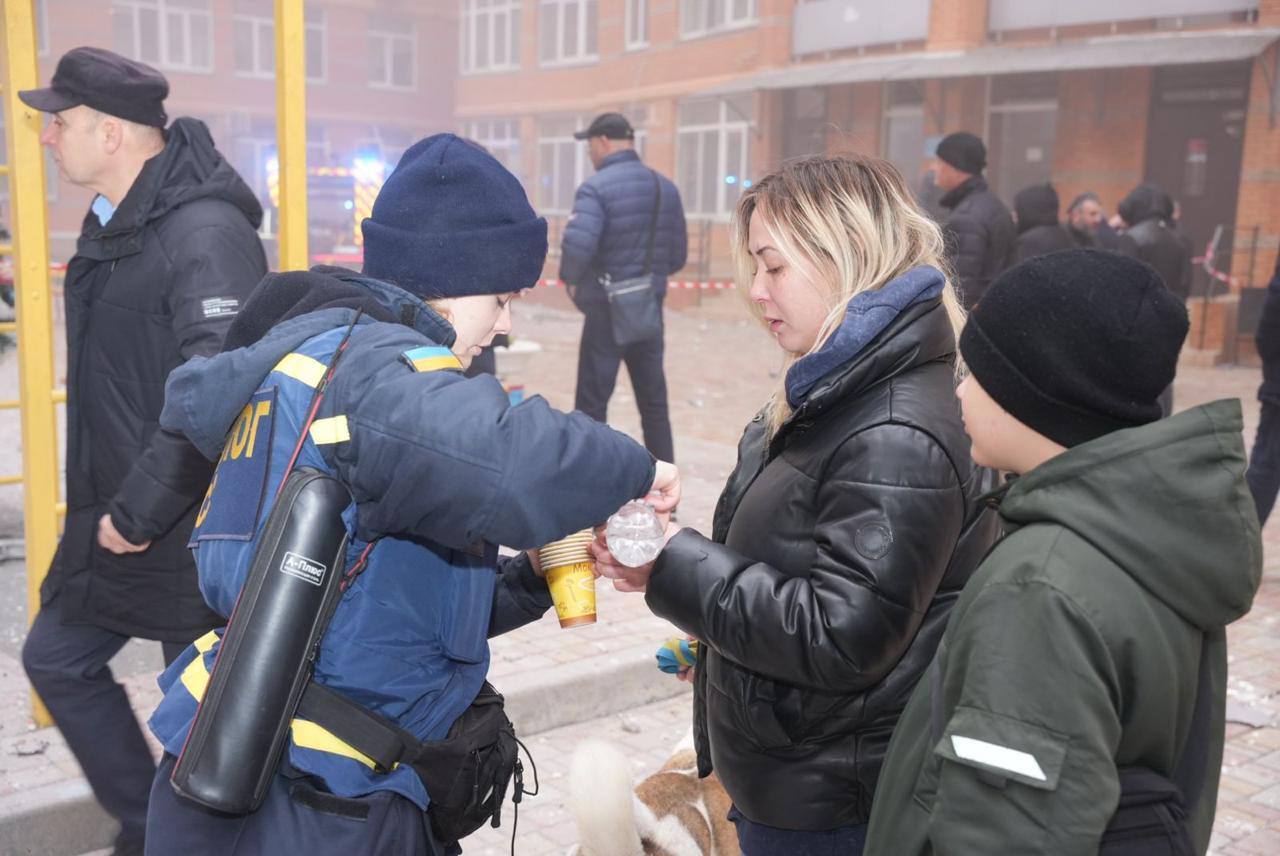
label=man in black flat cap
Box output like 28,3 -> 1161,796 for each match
561,112 -> 686,463
932,131 -> 1016,309
18,46 -> 266,856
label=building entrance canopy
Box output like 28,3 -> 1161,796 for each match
702,28 -> 1280,96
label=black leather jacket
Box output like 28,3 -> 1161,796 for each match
646,298 -> 1000,830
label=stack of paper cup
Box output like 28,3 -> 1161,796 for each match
538,529 -> 597,629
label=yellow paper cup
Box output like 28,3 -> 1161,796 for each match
539,529 -> 597,629
544,561 -> 597,629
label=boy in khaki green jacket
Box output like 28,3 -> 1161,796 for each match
866,249 -> 1262,855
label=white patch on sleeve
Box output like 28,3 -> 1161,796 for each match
201,297 -> 240,319
951,735 -> 1047,781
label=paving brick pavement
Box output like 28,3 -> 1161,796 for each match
0,298 -> 1275,854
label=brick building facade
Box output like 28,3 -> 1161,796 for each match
7,0 -> 457,266
454,0 -> 1280,360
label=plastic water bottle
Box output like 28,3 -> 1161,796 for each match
605,501 -> 665,567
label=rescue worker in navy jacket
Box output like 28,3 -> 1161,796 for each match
143,135 -> 677,854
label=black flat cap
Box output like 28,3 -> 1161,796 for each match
19,46 -> 168,128
574,112 -> 634,141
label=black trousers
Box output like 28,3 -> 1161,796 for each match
1248,399 -> 1280,525
574,304 -> 674,462
22,594 -> 188,849
146,754 -> 451,856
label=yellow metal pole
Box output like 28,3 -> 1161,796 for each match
275,0 -> 308,269
3,0 -> 59,727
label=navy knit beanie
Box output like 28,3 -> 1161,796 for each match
361,133 -> 548,298
959,249 -> 1189,448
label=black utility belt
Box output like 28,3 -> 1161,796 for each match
297,679 -> 523,845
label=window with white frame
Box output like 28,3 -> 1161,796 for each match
676,96 -> 752,218
233,4 -> 327,81
539,0 -> 599,65
461,0 -> 521,74
986,74 -> 1059,204
37,0 -> 50,56
626,0 -> 648,49
537,116 -> 591,213
233,3 -> 273,78
680,0 -> 756,39
463,118 -> 523,180
368,13 -> 416,89
620,105 -> 649,158
112,0 -> 213,72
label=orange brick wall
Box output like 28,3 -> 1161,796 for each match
1052,69 -> 1151,218
33,0 -> 455,260
1232,51 -> 1280,289
927,0 -> 988,50
456,0 -> 795,118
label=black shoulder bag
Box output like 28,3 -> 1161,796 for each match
600,170 -> 664,347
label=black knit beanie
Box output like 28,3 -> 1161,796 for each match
936,132 -> 986,175
362,133 -> 548,299
959,249 -> 1190,448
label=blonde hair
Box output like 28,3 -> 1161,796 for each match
731,154 -> 965,435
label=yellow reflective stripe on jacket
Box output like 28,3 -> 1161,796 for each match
176,637 -> 393,773
290,719 -> 395,771
309,415 -> 350,445
179,643 -> 213,700
274,352 -> 327,388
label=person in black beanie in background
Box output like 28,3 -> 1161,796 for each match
867,249 -> 1260,855
1012,183 -> 1073,264
931,131 -> 1016,309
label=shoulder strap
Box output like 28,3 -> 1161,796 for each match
642,169 -> 661,277
277,312 -> 363,492
1172,634 -> 1214,806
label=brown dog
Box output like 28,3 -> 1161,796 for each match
568,733 -> 739,856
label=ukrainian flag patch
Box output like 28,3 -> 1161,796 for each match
401,346 -> 463,373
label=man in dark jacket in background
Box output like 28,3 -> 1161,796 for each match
1013,183 -> 1073,264
1116,184 -> 1191,415
1116,183 -> 1191,303
561,112 -> 686,462
1247,254 -> 1280,525
933,132 -> 1015,309
1065,191 -> 1123,250
18,47 -> 265,856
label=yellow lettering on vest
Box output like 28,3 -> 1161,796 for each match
229,404 -> 253,460
244,399 -> 272,459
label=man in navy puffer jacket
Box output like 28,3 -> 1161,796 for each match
561,112 -> 687,462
